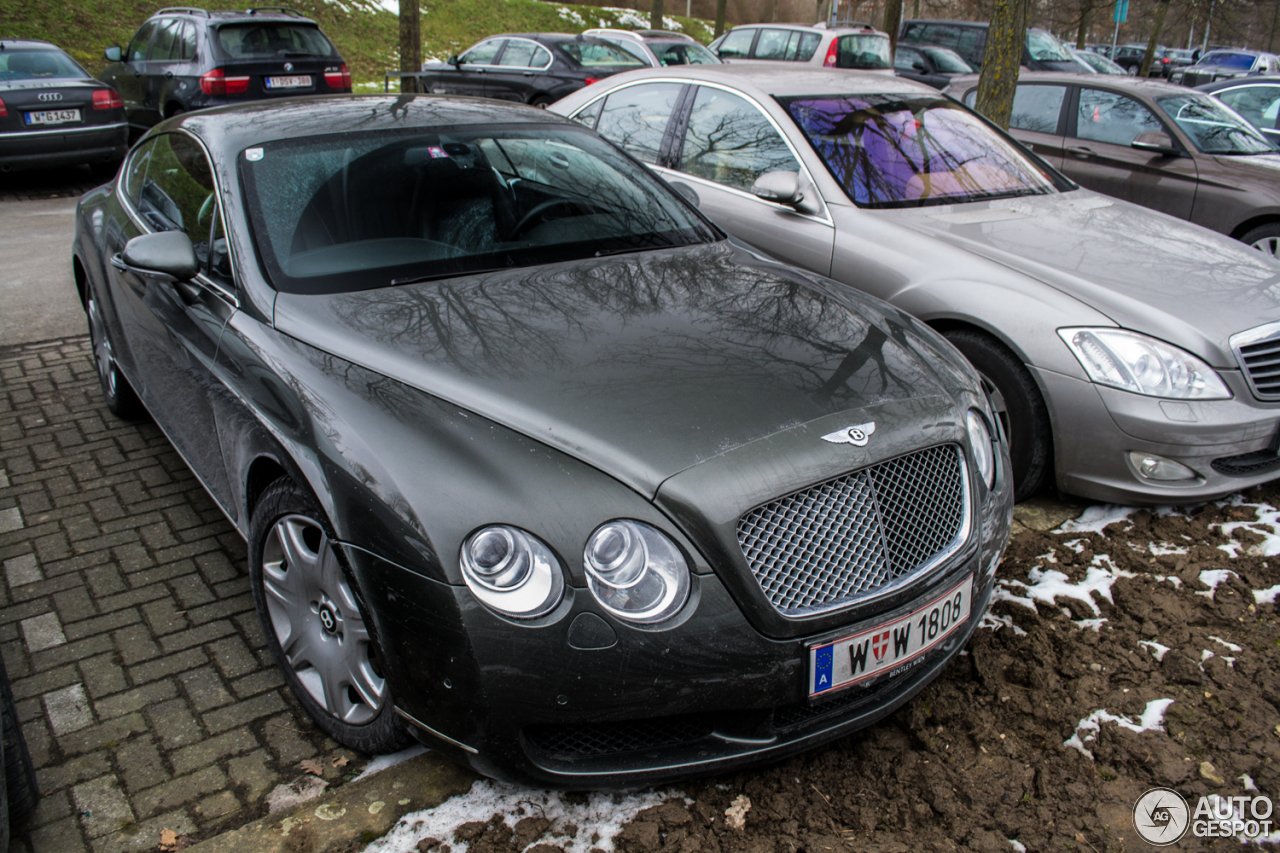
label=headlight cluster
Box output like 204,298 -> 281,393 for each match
965,408 -> 995,490
460,520 -> 690,623
1059,328 -> 1230,400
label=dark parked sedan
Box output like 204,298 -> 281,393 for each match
893,43 -> 973,89
1199,76 -> 1280,145
71,94 -> 1011,785
0,39 -> 128,173
419,33 -> 644,106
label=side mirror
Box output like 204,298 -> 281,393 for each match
1131,130 -> 1179,156
751,170 -> 802,206
448,54 -> 461,67
669,180 -> 700,208
912,61 -> 927,72
104,45 -> 122,62
119,232 -> 198,282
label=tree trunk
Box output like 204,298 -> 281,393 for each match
1270,0 -> 1280,53
772,0 -> 780,22
714,0 -> 728,36
651,0 -> 665,30
912,0 -> 920,20
1139,0 -> 1171,78
1075,0 -> 1093,49
973,0 -> 1027,130
398,0 -> 421,94
883,0 -> 903,51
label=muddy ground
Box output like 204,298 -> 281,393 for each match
412,485 -> 1280,853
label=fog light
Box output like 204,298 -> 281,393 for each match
1127,451 -> 1196,481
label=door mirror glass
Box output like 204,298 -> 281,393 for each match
122,232 -> 198,281
751,170 -> 802,205
104,45 -> 123,62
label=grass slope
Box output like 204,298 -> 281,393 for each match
4,0 -> 715,87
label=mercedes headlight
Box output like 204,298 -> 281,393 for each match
966,408 -> 995,489
1058,328 -> 1230,400
583,520 -> 690,624
460,526 -> 564,618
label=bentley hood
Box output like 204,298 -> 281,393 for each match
888,190 -> 1280,366
274,241 -> 961,497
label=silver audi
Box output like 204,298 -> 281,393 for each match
553,65 -> 1280,505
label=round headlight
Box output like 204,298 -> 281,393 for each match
966,408 -> 995,489
584,520 -> 690,624
460,525 -> 564,618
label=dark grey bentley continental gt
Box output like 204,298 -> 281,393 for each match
71,94 -> 1013,786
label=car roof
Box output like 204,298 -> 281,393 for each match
147,7 -> 320,24
1198,75 -> 1280,91
0,38 -> 60,50
572,62 -> 935,98
950,70 -> 1190,95
728,21 -> 884,34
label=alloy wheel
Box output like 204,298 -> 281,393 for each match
261,515 -> 386,725
1252,236 -> 1280,258
86,292 -> 118,398
980,371 -> 1011,444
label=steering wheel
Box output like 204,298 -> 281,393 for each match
511,198 -> 593,239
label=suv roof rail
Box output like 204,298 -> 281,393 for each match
156,7 -> 211,16
245,6 -> 305,16
815,20 -> 875,29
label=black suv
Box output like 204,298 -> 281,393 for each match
100,6 -> 352,137
898,20 -> 1083,72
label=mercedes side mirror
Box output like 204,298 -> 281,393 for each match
115,232 -> 198,282
751,171 -> 803,206
104,45 -> 122,62
1131,130 -> 1179,156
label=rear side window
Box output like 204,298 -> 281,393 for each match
752,29 -> 794,60
178,20 -> 198,61
150,19 -> 181,61
1010,85 -> 1067,133
498,39 -> 549,68
716,29 -> 755,59
679,87 -> 798,192
594,82 -> 683,163
215,23 -> 335,59
1075,88 -> 1163,146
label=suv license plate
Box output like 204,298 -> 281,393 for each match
265,75 -> 311,88
809,575 -> 973,697
25,109 -> 81,125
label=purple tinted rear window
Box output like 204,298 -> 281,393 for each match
782,95 -> 1058,208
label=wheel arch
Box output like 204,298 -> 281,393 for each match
72,254 -> 88,307
1230,213 -> 1280,243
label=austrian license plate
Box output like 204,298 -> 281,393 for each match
25,109 -> 81,125
809,575 -> 973,697
265,75 -> 311,89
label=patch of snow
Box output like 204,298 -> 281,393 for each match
352,744 -> 428,783
997,555 -> 1132,618
601,7 -> 649,28
1210,636 -> 1243,653
265,775 -> 329,813
557,6 -> 585,25
365,779 -> 674,853
979,610 -> 1027,636
1255,584 -> 1280,605
1154,575 -> 1183,588
1213,497 -> 1280,557
1057,505 -> 1136,534
1242,774 -> 1259,791
662,16 -> 683,30
1218,541 -> 1244,558
1035,550 -> 1059,563
1149,542 -> 1189,556
1063,698 -> 1174,759
1009,842 -> 1027,853
1197,569 -> 1236,600
1139,641 -> 1170,661
377,0 -> 399,12
1062,539 -> 1088,554
1074,618 -> 1107,631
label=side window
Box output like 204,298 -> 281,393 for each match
753,29 -> 792,60
895,47 -> 921,72
206,203 -> 233,288
957,29 -> 985,64
178,20 -> 197,61
1076,88 -> 1163,146
127,21 -> 157,63
796,32 -> 820,61
679,87 -> 799,192
530,45 -> 552,68
124,138 -> 158,207
497,39 -> 538,67
595,83 -> 684,164
573,98 -> 604,129
1218,87 -> 1280,130
137,133 -> 215,237
459,39 -> 503,66
1010,85 -> 1067,133
150,19 -> 180,61
717,29 -> 755,59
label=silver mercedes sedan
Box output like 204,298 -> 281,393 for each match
553,65 -> 1280,505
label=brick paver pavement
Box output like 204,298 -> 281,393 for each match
0,336 -> 356,852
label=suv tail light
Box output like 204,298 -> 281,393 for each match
323,64 -> 352,89
584,77 -> 600,85
823,39 -> 838,67
200,69 -> 251,95
92,89 -> 124,110
0,96 -> 6,118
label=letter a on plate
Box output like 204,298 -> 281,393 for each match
822,422 -> 875,447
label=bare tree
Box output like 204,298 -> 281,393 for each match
398,0 -> 421,94
1075,0 -> 1093,48
884,0 -> 903,49
1139,0 -> 1172,77
715,0 -> 728,36
973,0 -> 1027,130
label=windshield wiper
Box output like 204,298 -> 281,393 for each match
390,267 -> 510,286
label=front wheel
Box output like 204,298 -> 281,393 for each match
1242,222 -> 1280,259
85,287 -> 145,419
248,478 -> 412,754
529,95 -> 555,109
944,330 -> 1054,502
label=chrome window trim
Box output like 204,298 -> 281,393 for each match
567,76 -> 833,224
117,128 -> 240,307
3,122 -> 128,138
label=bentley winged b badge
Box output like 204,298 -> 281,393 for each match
821,422 -> 875,447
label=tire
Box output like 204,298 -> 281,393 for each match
85,286 -> 145,420
0,651 -> 39,836
944,330 -> 1054,502
1242,222 -> 1280,259
529,95 -> 554,109
248,478 -> 413,754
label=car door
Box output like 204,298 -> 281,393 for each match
1215,84 -> 1280,145
144,18 -> 192,120
1063,86 -> 1198,220
422,38 -> 503,97
106,131 -> 237,511
670,85 -> 834,275
483,38 -> 551,102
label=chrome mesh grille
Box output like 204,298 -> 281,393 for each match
1234,330 -> 1280,400
736,445 -> 966,616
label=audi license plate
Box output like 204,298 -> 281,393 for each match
809,575 -> 973,697
265,75 -> 311,89
25,109 -> 81,125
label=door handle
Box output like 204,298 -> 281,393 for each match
1066,146 -> 1095,158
